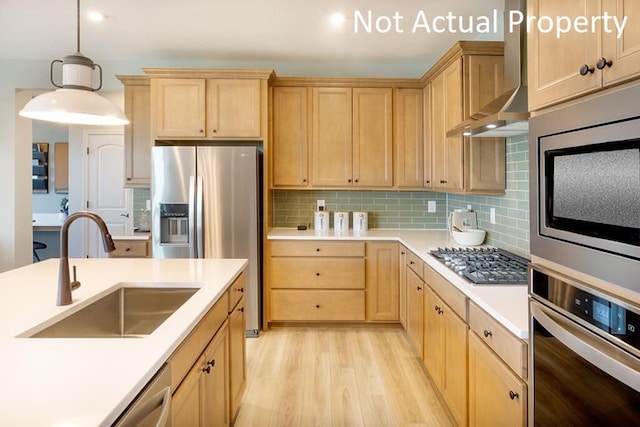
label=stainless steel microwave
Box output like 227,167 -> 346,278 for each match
530,84 -> 640,293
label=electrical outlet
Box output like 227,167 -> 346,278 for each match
317,200 -> 325,211
427,200 -> 437,213
467,204 -> 472,211
490,208 -> 496,224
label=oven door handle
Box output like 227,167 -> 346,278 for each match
532,302 -> 640,392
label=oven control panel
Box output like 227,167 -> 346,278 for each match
531,267 -> 640,350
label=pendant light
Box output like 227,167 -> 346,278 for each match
19,0 -> 129,126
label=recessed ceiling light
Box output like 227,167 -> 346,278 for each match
486,123 -> 498,129
330,12 -> 346,27
87,11 -> 105,22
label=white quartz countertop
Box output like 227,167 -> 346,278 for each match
111,232 -> 151,241
268,228 -> 529,339
0,257 -> 247,426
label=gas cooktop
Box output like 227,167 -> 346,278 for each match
429,247 -> 529,285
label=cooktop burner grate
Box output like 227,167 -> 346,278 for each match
429,247 -> 529,285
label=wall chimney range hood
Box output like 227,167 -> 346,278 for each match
447,0 -> 529,138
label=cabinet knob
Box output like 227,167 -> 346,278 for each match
509,391 -> 519,400
596,57 -> 613,69
410,260 -> 415,265
348,179 -> 352,183
126,177 -> 132,181
401,251 -> 405,255
315,272 -> 320,277
199,129 -> 204,133
417,286 -> 422,291
315,304 -> 320,309
212,129 -> 217,133
202,365 -> 211,374
125,247 -> 131,252
238,307 -> 245,313
483,330 -> 493,338
425,180 -> 430,184
237,287 -> 244,293
316,248 -> 321,252
579,64 -> 595,76
207,359 -> 215,367
434,305 -> 440,312
354,179 -> 359,183
302,179 -> 307,183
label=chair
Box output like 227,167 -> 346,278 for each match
33,241 -> 47,262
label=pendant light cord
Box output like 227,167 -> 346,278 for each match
76,0 -> 81,52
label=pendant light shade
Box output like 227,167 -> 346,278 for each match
19,0 -> 128,126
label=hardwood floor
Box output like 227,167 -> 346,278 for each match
234,327 -> 455,427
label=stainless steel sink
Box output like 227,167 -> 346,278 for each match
28,287 -> 199,338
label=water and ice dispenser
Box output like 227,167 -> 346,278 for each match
159,203 -> 189,244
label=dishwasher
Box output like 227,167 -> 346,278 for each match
113,363 -> 172,427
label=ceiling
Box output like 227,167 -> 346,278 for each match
1,0 -> 505,76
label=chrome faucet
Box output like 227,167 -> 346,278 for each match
58,211 -> 116,306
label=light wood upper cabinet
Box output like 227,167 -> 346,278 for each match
206,79 -> 261,138
394,88 -> 425,188
272,87 -> 309,187
53,142 -> 69,193
365,242 -> 399,321
117,75 -> 151,188
153,78 -> 207,138
311,87 -> 393,188
468,331 -> 527,427
465,55 -> 505,119
352,88 -> 393,187
529,0 -> 640,110
311,87 -> 353,187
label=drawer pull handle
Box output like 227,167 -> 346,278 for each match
315,304 -> 320,309
509,391 -> 519,400
316,272 -> 320,277
483,330 -> 492,338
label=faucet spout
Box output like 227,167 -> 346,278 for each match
58,211 -> 116,306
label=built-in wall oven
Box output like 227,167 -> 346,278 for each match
530,265 -> 640,425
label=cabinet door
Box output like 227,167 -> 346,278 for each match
311,87 -> 353,187
602,0 -> 640,86
206,79 -> 261,138
172,355 -> 204,426
443,60 -> 464,191
406,268 -> 424,355
469,332 -> 526,427
394,88 -> 424,188
123,82 -> 151,187
465,138 -> 506,193
272,87 -> 309,187
153,79 -> 206,137
442,305 -> 468,427
430,73 -> 447,189
465,55 -> 504,120
399,246 -> 408,328
365,242 -> 399,321
202,323 -> 229,427
527,0 -> 602,110
352,88 -> 393,187
229,298 -> 246,422
423,85 -> 432,188
423,285 -> 444,386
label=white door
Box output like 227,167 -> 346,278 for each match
84,130 -> 132,258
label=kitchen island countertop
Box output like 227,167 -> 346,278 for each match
268,228 -> 529,339
0,257 -> 246,426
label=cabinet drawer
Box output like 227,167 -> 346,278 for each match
406,250 -> 424,279
271,289 -> 365,321
109,240 -> 149,258
270,240 -> 365,257
270,258 -> 365,289
228,271 -> 246,311
468,300 -> 527,380
423,262 -> 467,320
168,292 -> 229,391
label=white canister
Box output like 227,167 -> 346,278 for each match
314,211 -> 330,232
353,211 -> 368,232
334,211 -> 349,232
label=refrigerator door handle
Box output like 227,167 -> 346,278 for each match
188,175 -> 196,258
196,176 -> 204,259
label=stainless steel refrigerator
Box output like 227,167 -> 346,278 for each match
151,145 -> 262,336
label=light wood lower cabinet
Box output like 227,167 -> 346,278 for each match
168,272 -> 247,427
365,242 -> 399,321
406,267 -> 425,356
271,289 -> 365,321
468,332 -> 527,427
423,285 -> 468,427
172,320 -> 229,427
398,245 -> 408,328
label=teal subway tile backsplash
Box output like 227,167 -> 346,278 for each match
132,188 -> 151,230
271,134 -> 530,256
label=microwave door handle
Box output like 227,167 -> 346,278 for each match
196,176 -> 204,259
188,176 -> 196,258
531,302 -> 640,392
